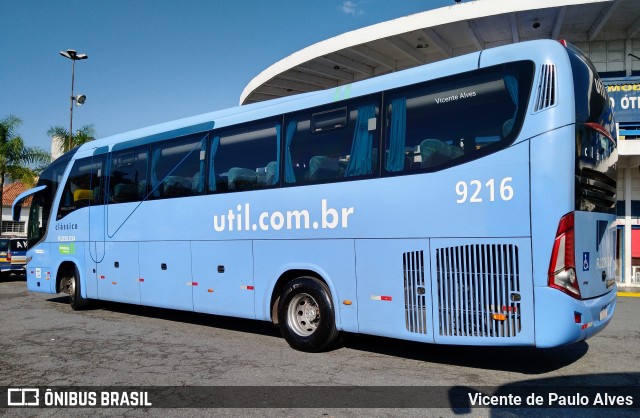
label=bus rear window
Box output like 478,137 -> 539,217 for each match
567,43 -> 617,214
383,61 -> 534,174
566,43 -> 616,141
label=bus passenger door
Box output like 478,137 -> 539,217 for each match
355,239 -> 434,343
87,152 -> 107,299
139,241 -> 193,311
86,202 -> 104,299
88,151 -> 106,264
88,204 -> 105,263
191,241 -> 255,319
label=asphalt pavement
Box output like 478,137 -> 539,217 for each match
0,275 -> 638,417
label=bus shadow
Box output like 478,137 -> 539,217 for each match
343,334 -> 589,374
48,295 -> 587,373
47,296 -> 282,339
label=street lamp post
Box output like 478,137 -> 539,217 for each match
59,49 -> 88,152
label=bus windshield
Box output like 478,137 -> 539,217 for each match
27,149 -> 76,248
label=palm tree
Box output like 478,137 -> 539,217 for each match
0,115 -> 52,223
47,124 -> 96,154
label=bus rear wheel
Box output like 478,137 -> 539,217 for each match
61,265 -> 89,311
277,276 -> 340,352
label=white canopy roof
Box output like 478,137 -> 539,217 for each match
241,0 -> 640,105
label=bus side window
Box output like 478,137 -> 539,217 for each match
149,134 -> 207,199
108,146 -> 149,204
384,67 -> 527,174
284,96 -> 379,185
208,120 -> 280,193
56,156 -> 104,220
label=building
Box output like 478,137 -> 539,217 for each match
240,0 -> 640,287
2,182 -> 29,237
51,135 -> 65,161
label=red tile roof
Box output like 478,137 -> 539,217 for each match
2,182 -> 31,207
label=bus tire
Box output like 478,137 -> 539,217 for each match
277,276 -> 340,352
64,266 -> 89,311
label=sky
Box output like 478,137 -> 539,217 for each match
1,0 -> 466,153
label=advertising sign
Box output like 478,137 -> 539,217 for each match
604,77 -> 640,123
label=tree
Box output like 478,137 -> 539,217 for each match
0,115 -> 52,221
47,124 -> 96,154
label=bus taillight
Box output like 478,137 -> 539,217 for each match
583,122 -> 616,144
548,212 -> 582,299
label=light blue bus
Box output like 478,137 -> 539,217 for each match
14,40 -> 617,352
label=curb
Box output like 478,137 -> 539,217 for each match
618,292 -> 640,298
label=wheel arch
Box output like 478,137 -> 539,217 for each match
55,259 -> 82,294
269,268 -> 336,326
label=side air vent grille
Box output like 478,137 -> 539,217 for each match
403,250 -> 427,335
436,244 -> 521,338
533,64 -> 557,113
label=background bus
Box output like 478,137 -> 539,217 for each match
0,238 -> 9,275
0,237 -> 28,277
14,39 -> 617,352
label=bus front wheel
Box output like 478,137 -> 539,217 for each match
61,266 -> 89,311
277,277 -> 340,352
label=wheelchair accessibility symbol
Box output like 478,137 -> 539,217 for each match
583,252 -> 590,272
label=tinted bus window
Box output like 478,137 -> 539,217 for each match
150,134 -> 207,199
209,120 -> 280,193
567,45 -> 617,214
109,146 -> 149,203
567,45 -> 615,134
284,97 -> 380,184
57,156 -> 104,220
384,61 -> 534,174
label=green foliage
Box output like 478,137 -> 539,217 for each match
0,115 -> 51,230
47,124 -> 96,153
0,115 -> 51,188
